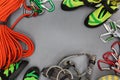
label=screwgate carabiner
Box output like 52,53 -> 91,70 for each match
30,0 -> 55,14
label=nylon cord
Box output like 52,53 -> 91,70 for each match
0,0 -> 34,69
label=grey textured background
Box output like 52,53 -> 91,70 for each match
9,0 -> 120,80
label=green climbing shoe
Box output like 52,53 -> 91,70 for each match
0,60 -> 28,80
85,0 -> 120,27
23,67 -> 40,80
61,0 -> 101,11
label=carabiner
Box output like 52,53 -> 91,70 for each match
97,59 -> 115,71
30,0 -> 55,13
41,0 -> 55,12
97,51 -> 118,71
100,24 -> 114,43
23,1 -> 41,17
30,1 -> 44,14
103,52 -> 117,62
100,21 -> 119,43
111,41 -> 120,55
100,33 -> 114,43
23,8 -> 34,17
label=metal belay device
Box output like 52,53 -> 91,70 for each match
42,65 -> 73,80
42,53 -> 96,80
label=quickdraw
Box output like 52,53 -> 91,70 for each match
42,53 -> 96,80
98,41 -> 120,74
100,20 -> 120,43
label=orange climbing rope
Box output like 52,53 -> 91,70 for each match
0,0 -> 35,69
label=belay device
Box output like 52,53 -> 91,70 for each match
42,53 -> 96,80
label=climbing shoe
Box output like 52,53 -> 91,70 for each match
0,60 -> 28,80
23,67 -> 40,80
85,0 -> 120,28
61,0 -> 101,11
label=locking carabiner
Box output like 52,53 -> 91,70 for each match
30,0 -> 55,14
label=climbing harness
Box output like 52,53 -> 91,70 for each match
98,41 -> 120,74
100,20 -> 120,43
42,53 -> 96,80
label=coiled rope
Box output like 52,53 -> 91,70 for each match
0,0 -> 34,69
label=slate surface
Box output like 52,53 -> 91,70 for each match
9,0 -> 120,80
